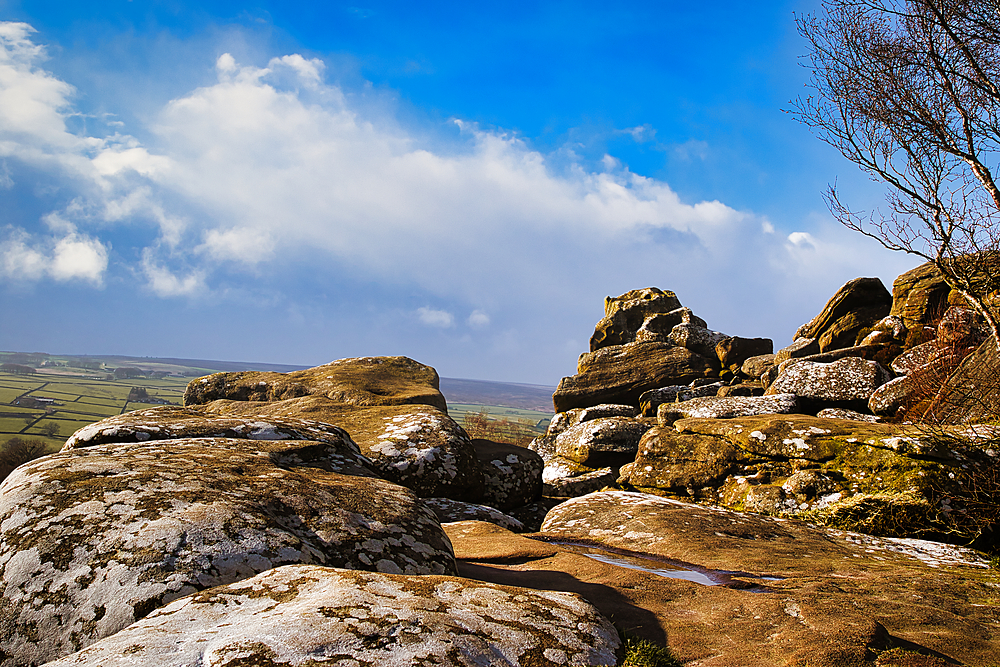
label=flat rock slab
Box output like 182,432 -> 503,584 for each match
0,439 -> 456,666
43,564 -> 621,667
183,355 -> 447,412
200,396 -> 483,500
446,494 -> 1000,667
657,393 -> 800,426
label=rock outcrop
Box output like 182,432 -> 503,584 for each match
184,355 -> 448,412
589,287 -> 682,350
42,564 -> 621,667
553,341 -> 718,412
795,277 -> 893,352
0,439 -> 456,666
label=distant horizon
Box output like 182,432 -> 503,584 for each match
0,2 -> 918,384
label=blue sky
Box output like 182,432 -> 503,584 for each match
0,1 -> 917,385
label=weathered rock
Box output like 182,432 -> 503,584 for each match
716,382 -> 764,397
716,336 -> 773,372
891,340 -> 941,375
544,465 -> 617,498
553,341 -> 718,412
421,497 -> 525,532
42,564 -> 621,667
741,353 -> 776,379
553,416 -> 650,467
774,337 -> 821,365
890,262 -> 953,346
546,404 -> 638,438
637,382 -> 725,417
184,356 -> 448,412
868,376 -> 911,417
200,397 -> 484,500
506,497 -> 565,532
795,277 -> 893,352
0,439 -> 456,666
816,407 -> 883,422
589,287 -> 682,351
657,394 -> 801,426
471,439 -> 542,511
777,343 -> 897,373
766,357 -> 893,410
924,336 -> 1000,423
512,490 -> 1000,667
668,323 -> 729,358
859,315 -> 907,346
619,427 -> 741,494
633,307 -> 706,343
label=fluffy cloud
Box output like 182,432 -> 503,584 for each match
0,226 -> 107,285
0,24 -> 913,379
417,307 -> 455,328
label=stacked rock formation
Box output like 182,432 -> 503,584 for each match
537,269 -> 1000,543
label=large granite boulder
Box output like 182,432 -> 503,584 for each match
554,416 -> 651,467
184,356 -> 448,412
795,277 -> 893,352
42,564 -> 621,667
619,427 -> 741,494
553,341 -> 719,412
199,396 -> 484,500
589,287 -> 682,351
470,439 -> 543,511
668,323 -> 729,358
765,356 -> 893,411
0,439 -> 456,666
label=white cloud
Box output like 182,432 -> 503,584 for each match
141,250 -> 205,297
417,307 -> 454,328
50,234 -> 107,283
0,226 -> 108,284
467,310 -> 490,329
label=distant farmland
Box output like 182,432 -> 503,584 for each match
0,352 -> 556,452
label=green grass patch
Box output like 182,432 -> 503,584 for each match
0,418 -> 33,434
26,418 -> 92,438
56,404 -> 123,419
618,636 -> 683,667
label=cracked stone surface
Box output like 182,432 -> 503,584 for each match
199,397 -> 484,500
41,564 -> 621,667
0,439 -> 456,666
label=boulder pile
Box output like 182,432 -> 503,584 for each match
537,266 -> 1000,543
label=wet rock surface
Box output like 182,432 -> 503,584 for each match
42,564 -> 621,667
0,439 -> 456,666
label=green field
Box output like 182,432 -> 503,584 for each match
448,403 -> 552,432
0,367 -> 191,451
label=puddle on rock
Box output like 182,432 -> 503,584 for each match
543,540 -> 783,590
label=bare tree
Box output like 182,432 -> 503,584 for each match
792,0 -> 1000,346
